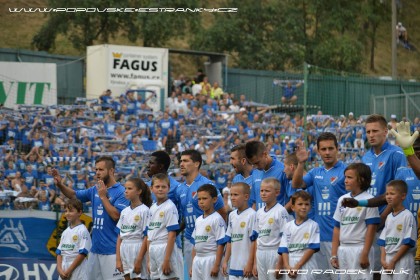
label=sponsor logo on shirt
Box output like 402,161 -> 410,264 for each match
231,233 -> 244,242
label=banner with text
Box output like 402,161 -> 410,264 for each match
0,258 -> 58,280
87,44 -> 168,111
0,62 -> 57,108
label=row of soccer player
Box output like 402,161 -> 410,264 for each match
51,115 -> 419,280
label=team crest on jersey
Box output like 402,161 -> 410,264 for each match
330,177 -> 338,185
205,225 -> 211,232
268,218 -> 274,225
412,187 -> 420,200
321,186 -> 329,199
192,192 -> 197,198
240,222 -> 246,228
159,212 -> 164,218
72,235 -> 78,242
134,215 -> 140,222
303,232 -> 310,239
396,224 -> 402,232
356,206 -> 362,212
378,162 -> 385,170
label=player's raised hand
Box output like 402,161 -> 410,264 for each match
390,121 -> 419,149
51,168 -> 62,184
295,140 -> 309,163
97,180 -> 107,199
341,197 -> 358,208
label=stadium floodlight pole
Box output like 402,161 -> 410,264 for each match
391,0 -> 397,78
303,62 -> 309,148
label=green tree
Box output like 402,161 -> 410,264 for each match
32,0 -> 200,52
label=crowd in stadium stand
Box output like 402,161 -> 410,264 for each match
0,73 -> 419,212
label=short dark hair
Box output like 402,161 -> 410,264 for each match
291,191 -> 312,205
151,151 -> 171,171
181,149 -> 203,169
65,199 -> 83,212
245,141 -> 266,159
231,144 -> 246,158
387,180 -> 408,194
197,184 -> 218,198
366,114 -> 388,129
345,163 -> 372,191
95,156 -> 115,169
284,152 -> 298,166
316,132 -> 338,149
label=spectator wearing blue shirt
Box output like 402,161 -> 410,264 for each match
23,164 -> 38,189
159,112 -> 174,137
282,81 -> 302,105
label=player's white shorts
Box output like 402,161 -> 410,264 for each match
256,248 -> 278,280
381,251 -> 415,280
286,253 -> 318,280
338,244 -> 374,280
120,239 -> 147,279
192,252 -> 223,280
59,256 -> 88,280
184,236 -> 194,278
373,231 -> 381,271
149,242 -> 183,279
314,242 -> 338,280
87,252 -> 124,280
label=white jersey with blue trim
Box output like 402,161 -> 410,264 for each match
303,161 -> 347,242
147,199 -> 180,243
56,223 -> 91,259
147,176 -> 182,210
395,167 -> 420,218
192,211 -> 226,254
177,174 -> 224,242
256,203 -> 291,249
76,182 -> 129,254
278,218 -> 320,258
362,141 -> 407,213
378,209 -> 416,254
251,157 -> 288,210
232,171 -> 255,208
226,208 -> 258,277
117,204 -> 149,241
333,191 -> 380,244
